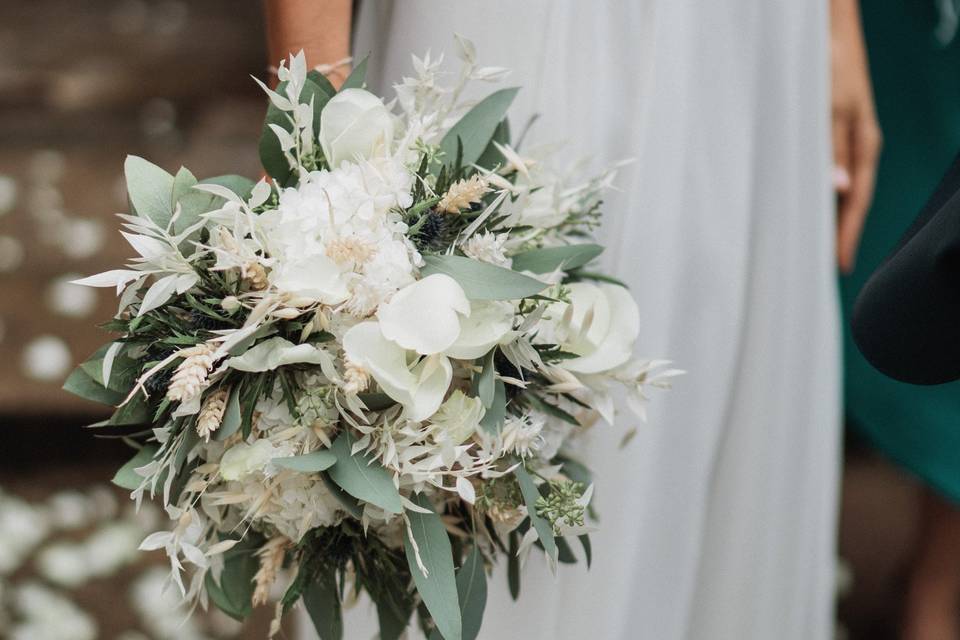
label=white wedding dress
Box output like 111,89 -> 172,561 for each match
324,2 -> 841,639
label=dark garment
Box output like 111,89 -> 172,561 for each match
844,1 -> 960,501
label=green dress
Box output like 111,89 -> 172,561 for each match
842,1 -> 960,501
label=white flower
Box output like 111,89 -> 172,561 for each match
461,231 -> 511,267
268,253 -> 349,305
445,299 -> 515,360
319,89 -> 395,167
430,390 -> 485,444
219,440 -> 280,481
342,321 -> 452,421
552,282 -> 640,375
377,274 -> 470,355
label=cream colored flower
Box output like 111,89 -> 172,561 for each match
318,89 -> 394,167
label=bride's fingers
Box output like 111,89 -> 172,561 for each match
832,114 -> 852,194
837,115 -> 881,273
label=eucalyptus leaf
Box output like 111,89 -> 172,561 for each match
303,570 -> 343,640
403,493 -> 462,640
439,88 -> 519,168
340,55 -> 368,90
579,534 -> 593,569
327,432 -> 403,514
507,531 -> 520,600
421,255 -> 546,301
205,541 -> 259,621
514,465 -> 557,562
63,367 -> 124,406
475,350 -> 495,409
455,546 -> 487,640
272,449 -> 337,473
478,380 -> 506,434
112,444 -> 158,490
215,386 -> 242,441
474,119 -> 510,171
510,244 -> 604,274
125,155 -> 176,229
320,472 -> 363,519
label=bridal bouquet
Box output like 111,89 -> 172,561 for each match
65,40 -> 677,640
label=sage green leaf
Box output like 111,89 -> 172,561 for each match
171,166 -> 198,208
303,570 -> 343,640
307,69 -> 338,96
403,493 -> 462,640
478,380 -> 506,434
327,432 -> 403,514
474,119 -> 510,171
112,445 -> 158,490
63,367 -> 123,406
556,537 -> 577,564
215,386 -> 242,441
201,174 -> 255,199
579,534 -> 593,569
320,472 -> 363,519
377,597 -> 413,640
340,55 -> 368,90
272,449 -> 337,473
125,155 -> 175,229
78,343 -> 140,393
456,546 -> 487,640
205,541 -> 259,620
439,88 -> 519,168
507,531 -> 520,600
510,244 -> 604,274
514,466 -> 557,561
174,174 -> 253,240
475,350 -> 495,409
421,255 -> 546,301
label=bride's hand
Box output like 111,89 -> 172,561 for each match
831,0 -> 882,274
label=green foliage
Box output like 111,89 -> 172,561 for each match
125,155 -> 176,228
535,480 -> 586,535
303,570 -> 343,640
205,536 -> 261,620
259,78 -> 333,183
510,243 -> 604,274
474,119 -> 510,171
439,88 -> 519,169
340,55 -> 369,90
473,350 -> 496,409
327,432 -> 403,514
272,449 -> 337,473
421,255 -> 547,300
514,465 -> 557,562
111,445 -> 158,490
403,493 -> 462,640
478,380 -> 506,434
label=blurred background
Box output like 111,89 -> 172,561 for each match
0,1 -> 953,639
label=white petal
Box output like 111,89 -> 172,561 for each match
71,269 -> 142,290
446,300 -> 514,360
138,274 -> 179,316
456,476 -> 476,504
377,274 -> 469,355
562,284 -> 640,374
343,322 -> 452,421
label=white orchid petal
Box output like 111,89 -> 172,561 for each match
377,274 -> 470,355
446,300 -> 514,360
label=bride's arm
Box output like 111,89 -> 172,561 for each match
264,0 -> 353,87
831,0 -> 882,274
